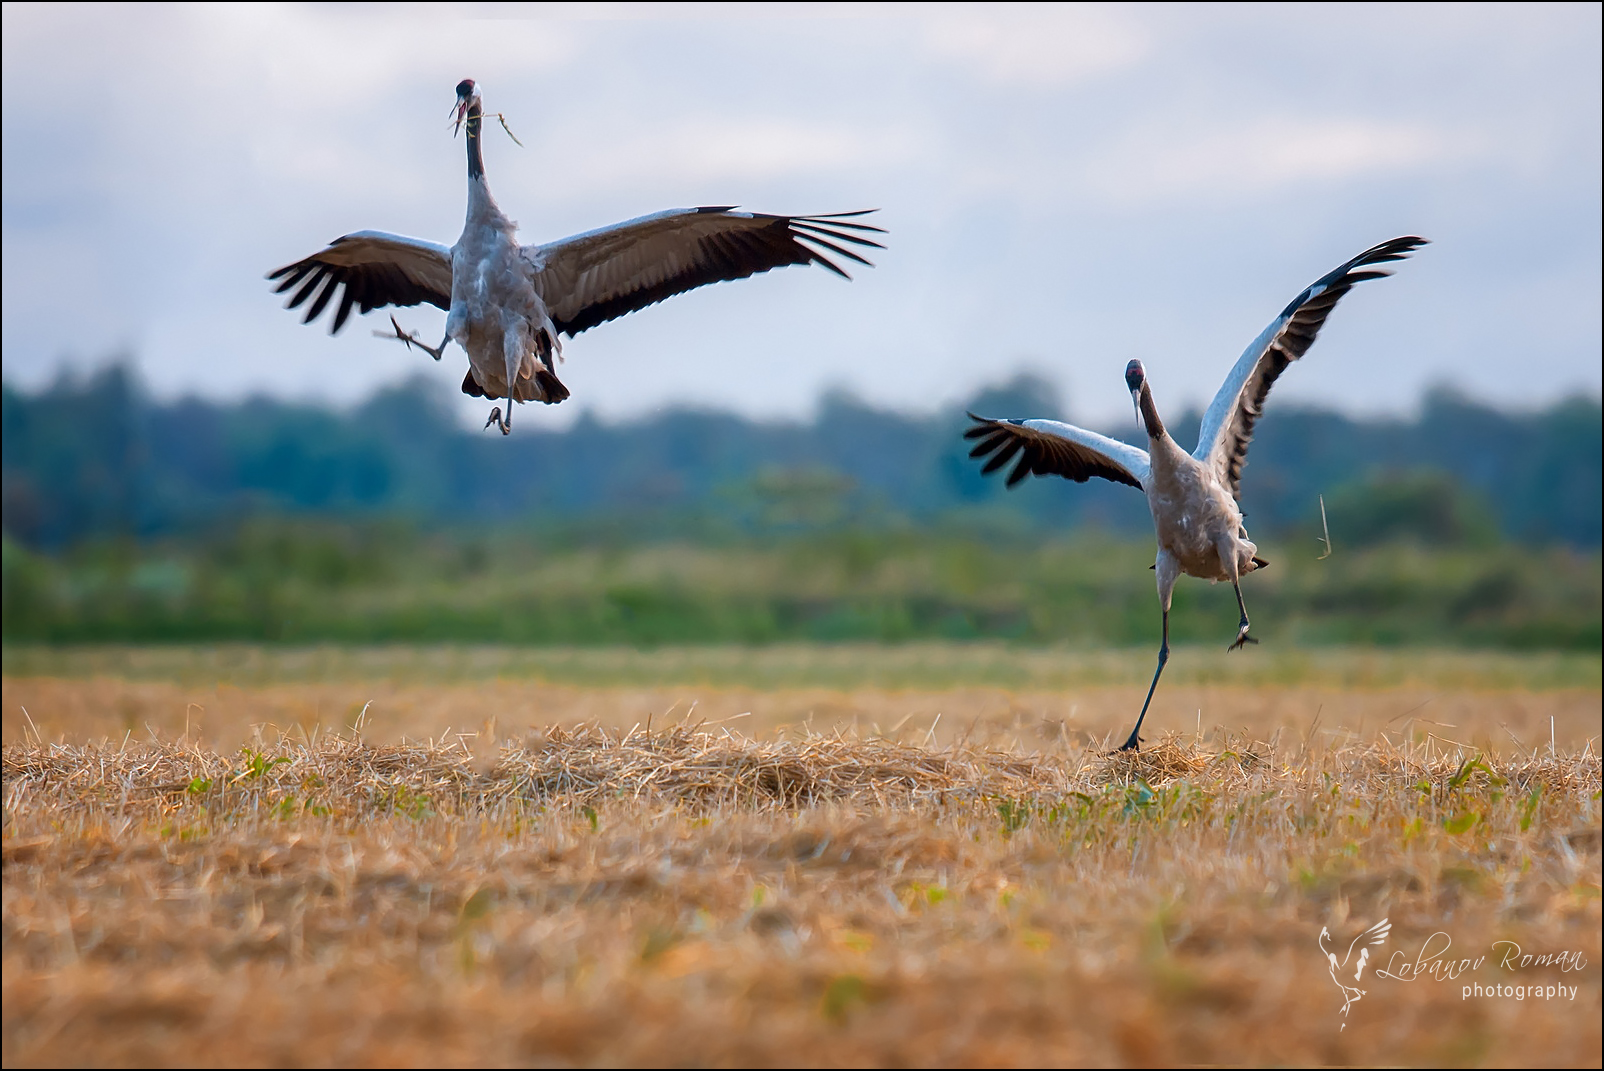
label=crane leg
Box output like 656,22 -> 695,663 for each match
1227,581 -> 1258,651
1119,612 -> 1169,751
375,316 -> 448,362
495,338 -> 522,436
1119,553 -> 1178,752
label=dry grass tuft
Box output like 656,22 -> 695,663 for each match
1095,734 -> 1212,781
4,722 -> 1050,818
4,714 -> 1601,1067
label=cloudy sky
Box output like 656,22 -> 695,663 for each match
3,2 -> 1599,427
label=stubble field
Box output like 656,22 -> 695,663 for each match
3,644 -> 1600,1067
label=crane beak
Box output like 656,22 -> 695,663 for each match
451,98 -> 470,136
1131,389 -> 1143,428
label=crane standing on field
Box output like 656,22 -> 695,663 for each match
268,79 -> 883,434
965,236 -> 1427,751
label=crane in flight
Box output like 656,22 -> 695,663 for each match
965,236 -> 1427,751
268,79 -> 883,434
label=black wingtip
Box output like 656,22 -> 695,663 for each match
795,232 -> 876,267
794,210 -> 887,235
1353,235 -> 1429,269
791,221 -> 886,249
1280,235 -> 1429,319
806,253 -> 853,281
962,413 -> 996,439
808,209 -> 883,220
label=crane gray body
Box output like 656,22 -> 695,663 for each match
446,168 -> 563,419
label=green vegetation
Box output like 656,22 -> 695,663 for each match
1322,469 -> 1500,547
4,522 -> 1597,649
5,368 -> 1600,549
5,369 -> 1598,651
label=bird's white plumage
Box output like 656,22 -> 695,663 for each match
316,231 -> 453,276
1017,419 -> 1153,487
1192,237 -> 1426,495
1193,307 -> 1295,470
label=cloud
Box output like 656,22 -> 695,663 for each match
528,115 -> 913,198
1081,115 -> 1483,206
1,3 -> 1597,423
919,5 -> 1148,87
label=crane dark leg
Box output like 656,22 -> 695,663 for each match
375,316 -> 448,361
1119,552 -> 1179,752
1228,581 -> 1258,651
1119,610 -> 1169,751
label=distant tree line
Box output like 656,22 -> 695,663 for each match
3,364 -> 1599,549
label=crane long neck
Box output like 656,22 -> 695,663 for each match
1137,381 -> 1166,441
465,101 -> 485,182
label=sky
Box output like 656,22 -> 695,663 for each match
2,2 -> 1600,429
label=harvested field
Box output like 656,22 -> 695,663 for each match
2,735 -> 1599,1062
3,645 -> 1600,1066
4,643 -> 1599,753
7,641 -> 1600,690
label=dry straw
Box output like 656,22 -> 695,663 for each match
5,718 -> 1594,818
4,722 -> 1600,1067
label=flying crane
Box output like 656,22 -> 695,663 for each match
269,79 -> 883,434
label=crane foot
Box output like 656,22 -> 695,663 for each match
483,405 -> 511,435
1227,629 -> 1259,652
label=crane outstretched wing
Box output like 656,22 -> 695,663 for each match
267,231 -> 454,333
965,415 -> 1150,490
1195,237 -> 1427,498
528,208 -> 884,337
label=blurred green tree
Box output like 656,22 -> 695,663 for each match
1323,470 -> 1500,549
